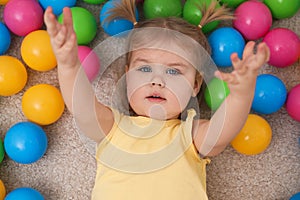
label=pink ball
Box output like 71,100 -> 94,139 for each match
286,84 -> 300,122
263,28 -> 300,68
233,0 -> 272,40
78,46 -> 101,82
3,0 -> 44,36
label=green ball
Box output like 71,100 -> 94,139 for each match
204,77 -> 230,111
183,0 -> 221,33
219,0 -> 246,8
58,7 -> 97,45
84,0 -> 106,4
263,0 -> 300,19
0,138 -> 4,164
143,0 -> 183,19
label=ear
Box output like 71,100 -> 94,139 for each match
192,72 -> 203,97
125,65 -> 129,72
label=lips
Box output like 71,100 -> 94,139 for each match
146,93 -> 166,103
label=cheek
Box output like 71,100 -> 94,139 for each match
126,71 -> 150,99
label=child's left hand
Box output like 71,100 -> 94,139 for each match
214,41 -> 270,99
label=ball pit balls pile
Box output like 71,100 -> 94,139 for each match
0,0 -> 299,199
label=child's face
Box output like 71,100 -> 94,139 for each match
126,49 -> 201,120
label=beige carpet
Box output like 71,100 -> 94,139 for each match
0,1 -> 299,200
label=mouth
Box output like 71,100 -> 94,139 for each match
146,95 -> 166,103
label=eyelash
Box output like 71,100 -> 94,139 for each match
137,65 -> 182,75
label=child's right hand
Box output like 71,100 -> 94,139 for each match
44,7 -> 79,69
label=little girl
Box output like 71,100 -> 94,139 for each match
44,0 -> 270,199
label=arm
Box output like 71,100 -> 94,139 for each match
193,41 -> 270,157
44,7 -> 114,142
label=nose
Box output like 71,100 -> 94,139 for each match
151,76 -> 165,88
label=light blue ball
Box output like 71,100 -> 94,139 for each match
5,187 -> 44,200
4,122 -> 48,164
252,74 -> 287,114
0,22 -> 11,55
208,27 -> 245,68
290,192 -> 300,200
38,0 -> 77,15
100,0 -> 139,36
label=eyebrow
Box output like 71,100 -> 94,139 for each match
131,58 -> 190,69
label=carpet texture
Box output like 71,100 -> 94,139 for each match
0,1 -> 299,200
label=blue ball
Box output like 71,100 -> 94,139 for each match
0,22 -> 11,55
208,27 -> 245,68
4,122 -> 48,164
100,0 -> 139,36
252,74 -> 287,114
5,187 -> 44,200
38,0 -> 77,15
290,192 -> 300,200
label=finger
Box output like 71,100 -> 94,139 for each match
257,42 -> 270,63
64,32 -> 78,52
215,70 -> 238,84
231,53 -> 242,70
53,25 -> 68,48
44,7 -> 59,37
242,41 -> 255,59
62,7 -> 75,37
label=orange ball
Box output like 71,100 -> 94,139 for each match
21,30 -> 57,71
231,114 -> 272,155
0,0 -> 9,5
22,84 -> 65,125
0,56 -> 27,96
0,179 -> 5,200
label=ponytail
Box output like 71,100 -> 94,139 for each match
102,0 -> 138,26
198,0 -> 234,29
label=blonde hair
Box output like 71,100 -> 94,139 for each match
104,0 -> 234,54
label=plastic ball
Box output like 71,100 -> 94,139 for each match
0,138 -> 4,164
252,74 -> 287,115
143,0 -> 182,19
21,30 -> 57,72
0,22 -> 11,55
39,0 -> 77,16
78,46 -> 101,82
0,180 -> 5,200
4,122 -> 47,164
208,27 -> 245,68
3,0 -> 44,36
290,192 -> 300,200
183,0 -> 220,33
233,1 -> 272,40
22,84 -> 65,125
84,0 -> 106,4
58,7 -> 97,45
286,84 -> 300,122
100,0 -> 139,36
264,0 -> 300,19
219,0 -> 246,8
263,28 -> 300,68
0,56 -> 27,96
5,187 -> 44,200
204,77 -> 230,111
231,114 -> 272,155
0,0 -> 9,5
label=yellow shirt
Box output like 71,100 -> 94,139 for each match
92,109 -> 210,200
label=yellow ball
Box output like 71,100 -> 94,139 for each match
21,30 -> 57,71
0,179 -> 5,200
0,56 -> 27,96
22,84 -> 65,125
231,114 -> 272,155
0,0 -> 9,5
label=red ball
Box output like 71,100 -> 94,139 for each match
233,0 -> 272,40
286,84 -> 300,122
3,0 -> 43,36
263,28 -> 300,68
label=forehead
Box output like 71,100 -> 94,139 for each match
130,49 -> 193,67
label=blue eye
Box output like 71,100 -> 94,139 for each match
137,65 -> 152,73
166,68 -> 180,75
